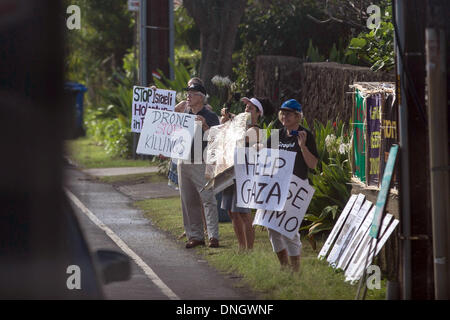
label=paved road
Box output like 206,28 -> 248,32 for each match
64,167 -> 257,300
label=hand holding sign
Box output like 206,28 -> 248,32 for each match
196,114 -> 208,131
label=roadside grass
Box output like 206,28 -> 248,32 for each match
66,136 -> 155,169
135,197 -> 386,300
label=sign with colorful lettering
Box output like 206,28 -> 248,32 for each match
366,94 -> 382,186
136,109 -> 195,160
353,90 -> 366,182
131,86 -> 176,133
380,93 -> 398,188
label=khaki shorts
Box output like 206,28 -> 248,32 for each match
268,229 -> 302,256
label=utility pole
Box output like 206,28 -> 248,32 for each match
394,0 -> 434,299
145,0 -> 172,84
425,0 -> 449,300
134,0 -> 173,159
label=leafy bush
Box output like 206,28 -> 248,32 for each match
301,119 -> 353,243
175,45 -> 201,76
86,114 -> 132,158
345,1 -> 394,71
153,59 -> 192,102
233,0 -> 353,95
84,49 -> 137,158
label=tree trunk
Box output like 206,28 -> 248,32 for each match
183,0 -> 246,96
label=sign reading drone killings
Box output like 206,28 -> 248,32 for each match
234,147 -> 296,211
131,86 -> 176,133
253,175 -> 315,239
136,109 -> 195,160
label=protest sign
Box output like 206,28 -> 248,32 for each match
344,213 -> 393,282
136,109 -> 195,160
131,86 -> 176,133
380,93 -> 398,188
333,200 -> 373,269
318,194 -> 358,259
353,90 -> 366,182
345,215 -> 398,282
366,93 -> 382,186
336,206 -> 376,271
327,193 -> 366,266
205,112 -> 250,181
253,175 -> 315,239
234,147 -> 296,211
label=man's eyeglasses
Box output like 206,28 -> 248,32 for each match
187,91 -> 203,97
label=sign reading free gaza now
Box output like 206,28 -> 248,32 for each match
131,86 -> 176,133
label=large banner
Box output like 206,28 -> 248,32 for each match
136,109 -> 195,160
366,93 -> 382,186
353,90 -> 366,182
234,147 -> 296,211
380,93 -> 398,188
131,86 -> 176,133
253,175 -> 315,239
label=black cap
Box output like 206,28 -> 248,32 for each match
185,83 -> 206,96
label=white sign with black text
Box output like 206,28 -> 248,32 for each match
131,86 -> 176,133
326,193 -> 366,266
136,109 -> 195,160
128,0 -> 140,12
318,194 -> 358,259
253,175 -> 315,239
234,147 -> 296,211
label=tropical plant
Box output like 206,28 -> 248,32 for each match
65,0 -> 134,107
306,39 -> 325,62
345,1 -> 394,71
300,119 -> 353,246
84,50 -> 138,158
233,0 -> 353,96
153,59 -> 192,103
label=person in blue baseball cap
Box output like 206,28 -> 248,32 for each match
265,98 -> 319,272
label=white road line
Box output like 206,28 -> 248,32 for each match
65,188 -> 180,300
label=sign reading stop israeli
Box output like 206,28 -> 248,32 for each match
131,86 -> 176,133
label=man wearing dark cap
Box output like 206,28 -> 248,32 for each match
177,82 -> 221,248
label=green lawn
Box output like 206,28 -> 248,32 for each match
66,136 -> 155,168
135,197 -> 386,300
